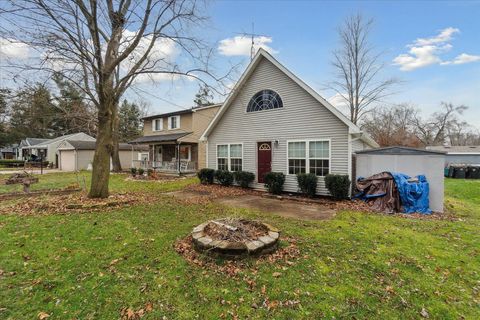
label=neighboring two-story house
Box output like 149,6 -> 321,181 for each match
130,104 -> 220,172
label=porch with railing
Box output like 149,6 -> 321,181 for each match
132,159 -> 197,174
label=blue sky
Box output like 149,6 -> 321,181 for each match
0,1 -> 478,127
131,0 -> 480,127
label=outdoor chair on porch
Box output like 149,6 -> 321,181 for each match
180,160 -> 189,172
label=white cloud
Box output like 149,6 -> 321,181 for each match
441,53 -> 480,65
119,30 -> 182,83
414,27 -> 459,46
327,92 -> 349,108
393,44 -> 449,71
393,27 -> 480,71
218,36 -> 278,56
0,38 -> 31,59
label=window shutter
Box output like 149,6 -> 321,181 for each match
152,120 -> 155,131
177,116 -> 181,128
167,117 -> 171,130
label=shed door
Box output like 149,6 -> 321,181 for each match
257,142 -> 272,183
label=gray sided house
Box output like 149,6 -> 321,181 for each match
426,145 -> 480,166
201,49 -> 378,195
19,133 -> 95,166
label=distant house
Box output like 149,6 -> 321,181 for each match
19,138 -> 51,160
20,133 -> 95,166
426,145 -> 480,165
0,144 -> 19,160
201,49 -> 378,195
129,104 -> 221,173
57,140 -> 148,171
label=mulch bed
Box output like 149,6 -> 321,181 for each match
0,188 -> 81,200
0,192 -> 150,216
125,174 -> 187,182
174,235 -> 301,277
185,183 -> 262,197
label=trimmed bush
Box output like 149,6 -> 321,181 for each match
264,172 -> 285,195
147,168 -> 154,177
297,173 -> 318,198
215,170 -> 234,186
130,167 -> 137,176
138,168 -> 145,176
233,171 -> 255,188
197,168 -> 215,184
325,174 -> 351,200
0,159 -> 24,165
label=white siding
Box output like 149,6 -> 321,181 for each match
356,154 -> 444,212
206,57 -> 350,195
352,139 -> 369,152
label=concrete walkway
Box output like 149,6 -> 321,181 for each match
169,190 -> 336,221
216,195 -> 336,220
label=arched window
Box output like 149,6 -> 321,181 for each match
246,90 -> 283,112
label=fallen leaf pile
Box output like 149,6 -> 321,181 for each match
174,235 -> 301,277
0,192 -> 150,216
203,218 -> 269,242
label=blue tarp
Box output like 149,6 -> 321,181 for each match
389,172 -> 431,214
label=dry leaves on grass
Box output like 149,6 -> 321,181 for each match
120,302 -> 154,320
176,184 -> 262,205
174,235 -> 301,277
0,192 -> 150,216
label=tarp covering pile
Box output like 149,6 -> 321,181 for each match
355,172 -> 431,214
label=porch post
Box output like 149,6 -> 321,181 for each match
176,143 -> 181,174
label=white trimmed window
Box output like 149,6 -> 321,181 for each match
309,141 -> 330,176
288,140 -> 330,176
217,145 -> 229,170
229,144 -> 243,172
152,118 -> 163,131
168,115 -> 180,129
216,144 -> 243,171
288,142 -> 306,174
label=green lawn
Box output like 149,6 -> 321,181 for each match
0,174 -> 478,319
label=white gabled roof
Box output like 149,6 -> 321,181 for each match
201,49 -> 378,147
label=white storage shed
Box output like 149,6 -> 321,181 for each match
355,146 -> 446,213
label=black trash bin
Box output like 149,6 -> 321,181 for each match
448,165 -> 455,178
468,166 -> 480,179
454,166 -> 466,179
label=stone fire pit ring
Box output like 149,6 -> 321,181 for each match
191,219 -> 280,257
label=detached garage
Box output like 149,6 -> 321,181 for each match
58,140 -> 147,171
355,146 -> 446,212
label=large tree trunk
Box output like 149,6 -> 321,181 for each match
111,104 -> 122,172
89,99 -> 115,198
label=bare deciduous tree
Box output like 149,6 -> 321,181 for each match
361,103 -> 422,147
361,102 -> 476,147
413,102 -> 468,146
1,0 -> 228,198
330,13 -> 398,124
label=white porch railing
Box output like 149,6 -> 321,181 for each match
132,160 -> 196,173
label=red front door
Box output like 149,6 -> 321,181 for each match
257,142 -> 272,183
